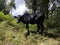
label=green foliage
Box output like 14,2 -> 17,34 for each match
0,30 -> 5,41
25,0 -> 49,13
8,0 -> 16,14
25,0 -> 49,20
0,0 -> 6,11
0,12 -> 7,21
0,0 -> 9,14
0,0 -> 16,14
0,12 -> 12,21
0,12 -> 23,31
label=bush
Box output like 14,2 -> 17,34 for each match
0,12 -> 19,28
0,12 -> 13,22
0,12 -> 5,21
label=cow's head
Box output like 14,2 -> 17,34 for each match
14,15 -> 22,23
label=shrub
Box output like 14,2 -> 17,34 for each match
0,12 -> 5,21
0,12 -> 13,21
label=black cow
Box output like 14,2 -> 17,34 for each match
14,12 -> 45,36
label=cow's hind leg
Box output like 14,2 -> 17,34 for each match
25,24 -> 30,37
40,23 -> 44,35
37,23 -> 40,32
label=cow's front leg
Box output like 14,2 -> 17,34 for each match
40,23 -> 44,35
37,23 -> 40,32
25,24 -> 30,37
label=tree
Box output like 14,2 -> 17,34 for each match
25,0 -> 37,13
0,0 -> 16,14
25,0 -> 49,19
9,0 -> 16,15
0,0 -> 6,14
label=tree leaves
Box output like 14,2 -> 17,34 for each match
0,0 -> 16,14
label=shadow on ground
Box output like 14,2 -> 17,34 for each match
43,32 -> 60,39
30,30 -> 60,40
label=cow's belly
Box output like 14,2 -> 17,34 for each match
21,20 -> 36,24
29,20 -> 36,24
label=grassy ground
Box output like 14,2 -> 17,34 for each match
0,21 -> 60,45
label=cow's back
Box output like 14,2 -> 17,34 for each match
22,13 -> 31,23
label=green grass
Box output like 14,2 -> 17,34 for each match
0,20 -> 60,45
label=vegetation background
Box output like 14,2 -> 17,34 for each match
0,0 -> 60,45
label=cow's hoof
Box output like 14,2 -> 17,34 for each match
38,32 -> 43,35
25,32 -> 30,38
